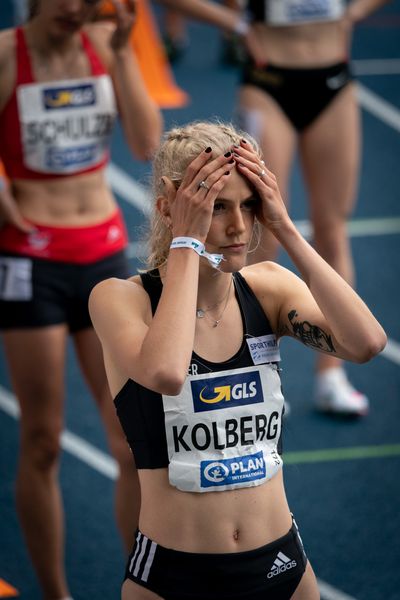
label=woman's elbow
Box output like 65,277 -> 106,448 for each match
150,368 -> 186,396
131,116 -> 163,161
129,132 -> 161,161
353,331 -> 387,363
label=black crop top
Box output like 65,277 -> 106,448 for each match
114,269 -> 284,470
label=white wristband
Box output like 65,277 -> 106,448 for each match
170,237 -> 224,269
233,17 -> 250,37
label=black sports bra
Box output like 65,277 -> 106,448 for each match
114,269 -> 283,469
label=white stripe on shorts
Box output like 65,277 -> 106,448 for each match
141,541 -> 157,582
130,532 -> 158,581
129,531 -> 143,574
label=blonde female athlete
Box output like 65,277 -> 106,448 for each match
89,121 -> 386,600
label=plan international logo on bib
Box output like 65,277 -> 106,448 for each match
200,450 -> 266,488
191,371 -> 263,413
43,84 -> 96,110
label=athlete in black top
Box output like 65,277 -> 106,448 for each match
89,121 -> 386,600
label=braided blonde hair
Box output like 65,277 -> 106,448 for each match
147,121 -> 262,269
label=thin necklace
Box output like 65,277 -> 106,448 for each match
196,276 -> 233,328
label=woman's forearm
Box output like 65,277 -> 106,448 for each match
112,48 -> 163,161
346,0 -> 392,22
274,220 -> 387,361
138,249 -> 200,393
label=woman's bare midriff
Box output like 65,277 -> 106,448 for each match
253,20 -> 348,67
13,167 -> 117,225
137,469 -> 292,553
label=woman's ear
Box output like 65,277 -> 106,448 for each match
156,176 -> 176,229
160,176 -> 177,200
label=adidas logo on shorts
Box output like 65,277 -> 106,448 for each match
267,552 -> 297,579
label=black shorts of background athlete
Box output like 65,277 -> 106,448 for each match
241,61 -> 352,131
0,250 -> 129,332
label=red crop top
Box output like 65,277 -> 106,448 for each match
0,27 -> 117,180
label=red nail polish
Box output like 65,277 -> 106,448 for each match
205,147 -> 212,153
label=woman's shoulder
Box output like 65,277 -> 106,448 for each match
239,261 -> 300,324
240,260 -> 291,288
89,274 -> 151,329
90,274 -> 144,304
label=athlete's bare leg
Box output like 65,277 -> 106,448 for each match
300,83 -> 360,374
3,325 -> 70,600
291,561 -> 320,599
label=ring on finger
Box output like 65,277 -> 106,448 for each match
198,180 -> 210,191
259,169 -> 266,178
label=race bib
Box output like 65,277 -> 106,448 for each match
163,364 -> 284,493
246,334 -> 281,364
0,257 -> 32,300
267,0 -> 344,25
17,75 -> 116,174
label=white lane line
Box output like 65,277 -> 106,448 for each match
319,579 -> 358,600
381,338 -> 400,366
295,216 -> 400,241
0,384 -> 118,480
61,430 -> 118,480
106,162 -> 151,215
352,58 -> 400,76
126,240 -> 148,259
357,82 -> 400,134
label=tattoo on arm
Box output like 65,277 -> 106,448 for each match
288,310 -> 336,353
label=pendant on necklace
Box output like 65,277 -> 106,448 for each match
196,309 -> 205,318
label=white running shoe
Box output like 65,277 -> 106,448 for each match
314,367 -> 369,416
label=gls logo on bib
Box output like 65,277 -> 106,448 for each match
191,371 -> 263,413
43,84 -> 96,110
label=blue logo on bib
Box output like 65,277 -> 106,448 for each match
288,0 -> 330,21
43,84 -> 96,110
191,371 -> 263,413
200,451 -> 266,488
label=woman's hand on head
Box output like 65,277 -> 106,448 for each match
109,0 -> 136,52
232,140 -> 289,233
160,148 -> 236,243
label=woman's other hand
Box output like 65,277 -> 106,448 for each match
232,141 -> 289,234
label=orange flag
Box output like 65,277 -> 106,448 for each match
100,0 -> 189,108
0,579 -> 19,598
